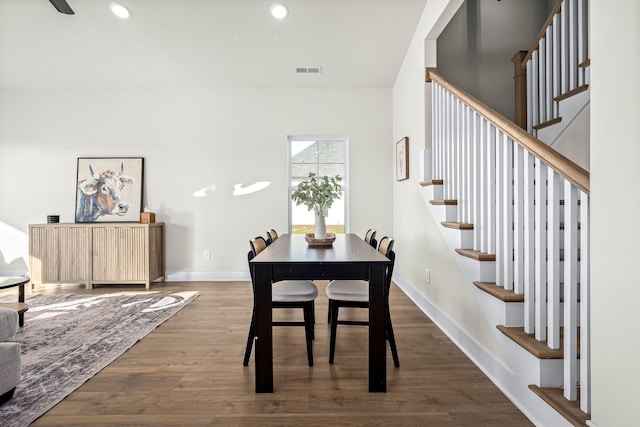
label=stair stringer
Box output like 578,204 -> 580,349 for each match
418,182 -> 572,427
535,69 -> 591,146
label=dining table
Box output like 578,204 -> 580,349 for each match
249,233 -> 391,393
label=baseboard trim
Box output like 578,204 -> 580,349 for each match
165,271 -> 250,281
392,273 -> 550,427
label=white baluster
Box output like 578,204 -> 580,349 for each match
455,99 -> 462,221
496,133 -> 505,287
535,159 -> 547,341
438,84 -> 444,180
465,107 -> 475,224
473,112 -> 482,250
561,2 -> 569,94
552,13 -> 561,118
578,0 -> 588,87
547,170 -> 562,349
446,93 -> 454,200
532,50 -> 540,133
524,152 -> 535,333
564,182 -> 579,401
579,190 -> 590,413
513,145 -> 525,295
545,25 -> 553,122
538,38 -> 547,123
433,83 -> 439,179
487,125 -> 497,255
480,120 -> 488,253
568,0 -> 579,90
526,60 -> 533,133
502,136 -> 514,291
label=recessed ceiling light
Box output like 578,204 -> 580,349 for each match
109,2 -> 131,19
270,3 -> 288,20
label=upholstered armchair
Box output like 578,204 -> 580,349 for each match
0,307 -> 21,403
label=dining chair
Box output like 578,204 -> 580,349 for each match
364,229 -> 377,248
325,236 -> 400,367
266,229 -> 278,245
326,229 -> 377,323
243,236 -> 318,367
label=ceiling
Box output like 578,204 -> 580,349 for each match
0,0 -> 427,90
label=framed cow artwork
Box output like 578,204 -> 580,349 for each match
75,157 -> 144,223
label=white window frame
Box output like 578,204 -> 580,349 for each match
287,135 -> 349,234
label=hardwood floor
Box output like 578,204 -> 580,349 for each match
9,281 -> 533,426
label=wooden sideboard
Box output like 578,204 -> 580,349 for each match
29,223 -> 165,289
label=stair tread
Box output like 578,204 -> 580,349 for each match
497,326 -> 563,359
430,199 -> 457,205
497,326 -> 580,359
473,282 -> 524,302
554,84 -> 589,102
455,248 -> 495,261
533,116 -> 562,130
419,179 -> 444,186
441,221 -> 474,230
529,385 -> 590,426
578,59 -> 590,68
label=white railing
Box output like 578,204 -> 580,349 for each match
524,0 -> 589,133
431,71 -> 590,413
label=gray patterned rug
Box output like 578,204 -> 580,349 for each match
0,291 -> 199,427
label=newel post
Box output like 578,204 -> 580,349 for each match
512,51 -> 528,130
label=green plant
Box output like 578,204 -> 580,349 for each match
291,173 -> 343,217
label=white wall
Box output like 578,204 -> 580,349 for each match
0,88 -> 393,278
436,0 -> 547,120
393,0 -> 506,362
590,1 -> 640,425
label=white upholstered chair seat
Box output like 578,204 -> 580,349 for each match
272,281 -> 319,302
244,235 -> 318,367
325,280 -> 369,302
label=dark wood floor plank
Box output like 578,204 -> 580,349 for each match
1,280 -> 534,426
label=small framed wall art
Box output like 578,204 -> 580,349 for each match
75,157 -> 144,223
396,137 -> 409,181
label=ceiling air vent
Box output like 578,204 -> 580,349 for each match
295,66 -> 322,74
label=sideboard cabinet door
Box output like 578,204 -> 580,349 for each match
92,226 -> 146,282
29,225 -> 88,285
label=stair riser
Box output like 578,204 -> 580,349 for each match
441,226 -> 473,250
455,255 -> 496,283
476,290 -> 524,327
498,333 -> 565,388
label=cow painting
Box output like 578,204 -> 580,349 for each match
75,162 -> 135,222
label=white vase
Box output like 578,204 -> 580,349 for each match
314,215 -> 327,239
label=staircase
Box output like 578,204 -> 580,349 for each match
420,1 -> 593,420
521,0 -> 590,147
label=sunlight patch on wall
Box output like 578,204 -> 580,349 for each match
0,221 -> 29,274
233,181 -> 270,196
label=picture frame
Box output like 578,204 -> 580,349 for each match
396,137 -> 409,181
75,157 -> 144,223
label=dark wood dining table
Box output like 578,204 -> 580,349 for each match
249,233 -> 391,393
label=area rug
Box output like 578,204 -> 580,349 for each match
0,291 -> 199,427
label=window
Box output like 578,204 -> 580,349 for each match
288,136 -> 348,234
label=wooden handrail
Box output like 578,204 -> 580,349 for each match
428,70 -> 589,194
521,0 -> 563,68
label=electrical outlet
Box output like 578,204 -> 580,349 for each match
425,269 -> 430,284
203,249 -> 211,260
